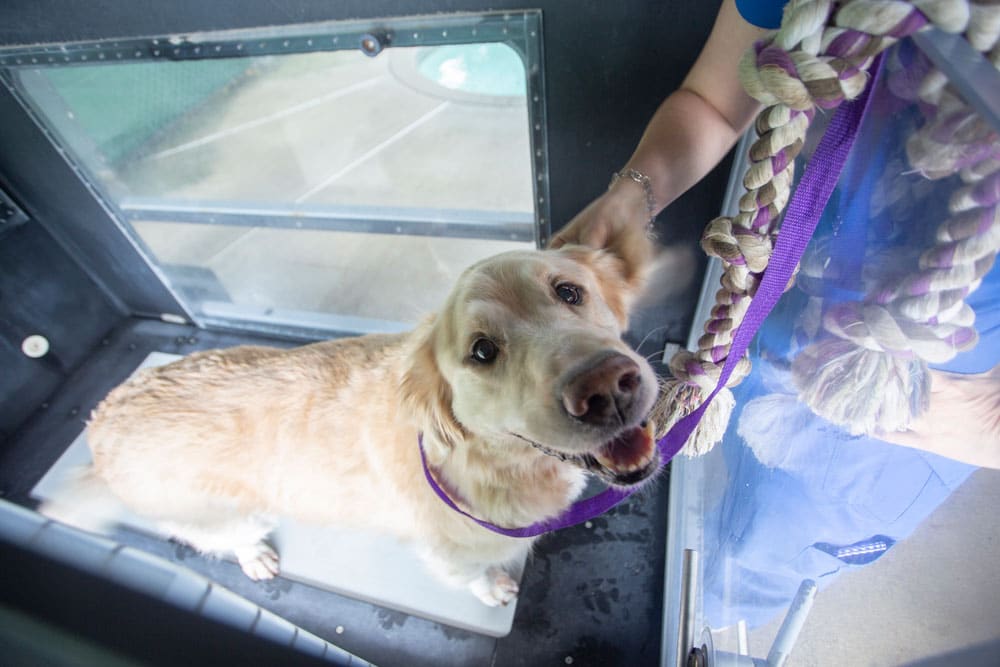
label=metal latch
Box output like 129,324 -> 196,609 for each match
0,186 -> 28,229
678,548 -> 817,667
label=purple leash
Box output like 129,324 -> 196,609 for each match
420,56 -> 883,538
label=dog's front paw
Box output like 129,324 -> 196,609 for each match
469,566 -> 519,607
234,542 -> 280,581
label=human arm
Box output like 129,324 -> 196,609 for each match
550,0 -> 770,249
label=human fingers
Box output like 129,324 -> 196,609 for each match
549,213 -> 610,249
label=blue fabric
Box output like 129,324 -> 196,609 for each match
700,66 -> 997,628
736,0 -> 788,29
703,358 -> 981,627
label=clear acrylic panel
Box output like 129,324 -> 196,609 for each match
2,13 -> 546,335
666,35 -> 1000,667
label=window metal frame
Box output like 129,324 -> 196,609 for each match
0,10 -> 550,335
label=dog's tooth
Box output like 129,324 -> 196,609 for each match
629,452 -> 653,474
594,450 -> 616,470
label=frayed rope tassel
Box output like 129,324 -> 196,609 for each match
649,377 -> 737,457
791,339 -> 931,435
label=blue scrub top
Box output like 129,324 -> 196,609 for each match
700,45 -> 996,628
736,0 -> 788,29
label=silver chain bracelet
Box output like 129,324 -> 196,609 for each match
609,168 -> 657,228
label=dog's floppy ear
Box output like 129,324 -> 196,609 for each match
559,223 -> 655,327
400,318 -> 467,463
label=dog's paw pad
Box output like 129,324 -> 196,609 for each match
234,543 -> 280,581
469,568 -> 519,607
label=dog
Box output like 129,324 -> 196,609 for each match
42,227 -> 661,607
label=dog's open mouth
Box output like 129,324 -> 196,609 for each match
586,421 -> 660,486
519,421 -> 660,487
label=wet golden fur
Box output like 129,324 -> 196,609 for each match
45,228 -> 656,606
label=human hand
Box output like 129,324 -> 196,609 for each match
879,364 -> 1000,469
549,174 -> 653,250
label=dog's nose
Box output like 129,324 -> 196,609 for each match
562,353 -> 642,425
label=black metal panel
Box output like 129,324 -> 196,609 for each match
0,86 -> 190,320
0,539 -> 342,667
0,219 -> 122,443
0,318 -> 293,502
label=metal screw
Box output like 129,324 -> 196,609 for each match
21,335 -> 49,358
359,31 -> 389,58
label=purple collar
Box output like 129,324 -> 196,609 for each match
418,58 -> 880,537
418,434 -> 638,538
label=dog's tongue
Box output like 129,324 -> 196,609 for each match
593,423 -> 656,475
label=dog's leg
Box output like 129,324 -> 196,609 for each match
157,514 -> 279,581
467,566 -> 520,607
231,542 -> 281,581
418,546 -> 523,607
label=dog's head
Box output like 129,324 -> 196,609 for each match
402,229 -> 659,488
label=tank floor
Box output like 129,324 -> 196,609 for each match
0,317 -> 669,667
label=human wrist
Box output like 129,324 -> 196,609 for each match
607,167 -> 657,228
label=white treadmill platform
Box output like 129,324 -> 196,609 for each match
33,352 -> 522,637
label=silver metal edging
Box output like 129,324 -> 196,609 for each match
0,11 -> 537,66
0,499 -> 375,666
198,301 -> 411,339
660,129 -> 755,667
677,549 -> 700,667
121,199 -> 536,243
911,27 -> 1000,135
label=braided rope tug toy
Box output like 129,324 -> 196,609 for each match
649,0 -> 1000,454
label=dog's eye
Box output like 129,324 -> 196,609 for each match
555,283 -> 583,305
470,338 -> 499,364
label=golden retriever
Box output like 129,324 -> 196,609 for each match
42,227 -> 660,607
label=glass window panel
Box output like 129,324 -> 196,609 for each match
3,14 -> 545,334
133,221 -> 528,332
